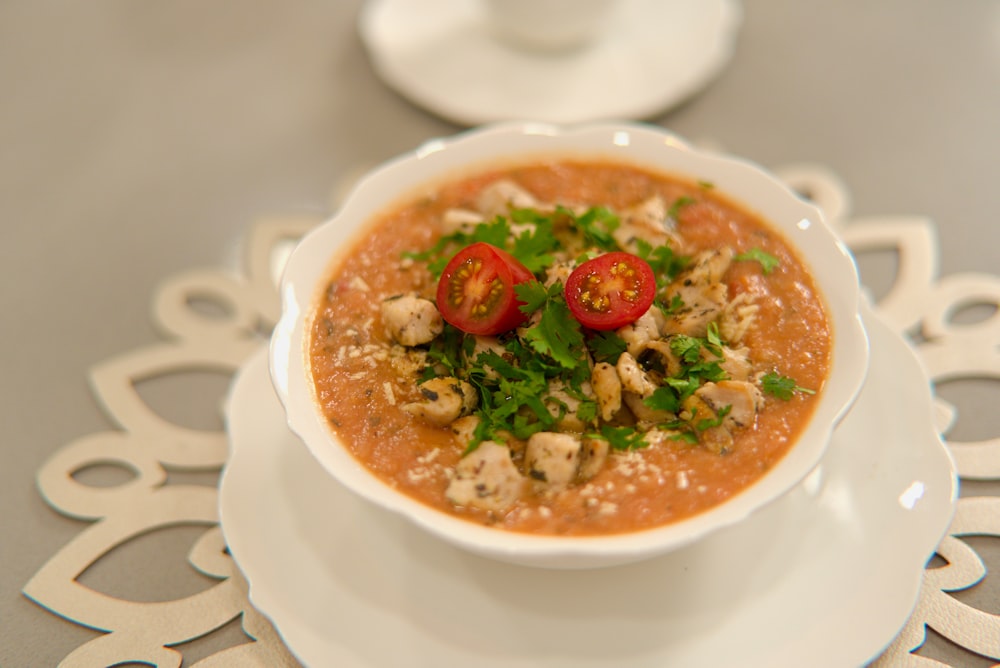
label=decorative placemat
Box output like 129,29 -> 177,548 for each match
23,166 -> 999,666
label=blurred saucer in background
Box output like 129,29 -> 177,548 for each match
358,0 -> 742,126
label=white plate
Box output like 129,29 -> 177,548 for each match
357,0 -> 742,126
219,302 -> 957,668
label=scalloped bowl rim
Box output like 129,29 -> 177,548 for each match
269,121 -> 870,569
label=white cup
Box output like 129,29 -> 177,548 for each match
485,0 -> 617,53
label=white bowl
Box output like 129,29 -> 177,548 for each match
269,122 -> 869,569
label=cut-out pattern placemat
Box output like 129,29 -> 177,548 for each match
23,166 -> 1000,666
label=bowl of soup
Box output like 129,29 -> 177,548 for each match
269,121 -> 869,569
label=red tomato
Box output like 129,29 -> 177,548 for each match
436,242 -> 535,335
564,252 -> 656,330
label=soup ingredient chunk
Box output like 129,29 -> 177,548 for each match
380,293 -> 444,346
446,441 -> 526,511
435,242 -> 536,335
564,252 -> 656,330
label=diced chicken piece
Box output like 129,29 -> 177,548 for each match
441,208 -> 485,235
545,381 -> 595,432
591,362 -> 622,421
525,432 -> 582,490
623,391 -> 674,425
616,308 -> 663,357
577,437 -> 610,481
718,292 -> 760,344
622,195 -> 672,232
695,380 -> 763,430
446,441 -> 526,511
640,339 -> 683,378
613,196 -> 676,252
401,377 -> 477,427
661,249 -> 735,338
662,282 -> 728,338
449,415 -> 481,445
711,344 -> 753,382
685,247 -> 735,285
682,394 -> 734,454
615,352 -> 657,397
381,294 -> 444,346
476,179 -> 542,218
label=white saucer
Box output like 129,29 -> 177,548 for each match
357,0 -> 743,125
219,301 -> 957,667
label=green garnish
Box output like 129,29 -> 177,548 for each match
668,196 -> 696,219
761,372 -> 816,400
597,425 -> 649,451
735,248 -> 780,275
515,282 -> 586,371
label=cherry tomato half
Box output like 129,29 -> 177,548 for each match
564,252 -> 656,331
436,242 -> 535,335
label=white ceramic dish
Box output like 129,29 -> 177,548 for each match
269,121 -> 869,569
220,302 -> 957,667
358,0 -> 742,125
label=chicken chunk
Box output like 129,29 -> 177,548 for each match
441,207 -> 484,235
525,432 -> 582,490
401,377 -> 477,427
712,344 -> 753,382
662,248 -> 735,338
616,352 -> 657,397
446,441 -> 526,511
718,292 -> 760,344
613,196 -> 676,252
616,308 -> 664,357
578,437 -> 610,481
545,381 -> 595,432
695,380 -> 763,430
681,394 -> 734,454
381,294 -> 444,346
476,179 -> 542,218
591,362 -> 622,421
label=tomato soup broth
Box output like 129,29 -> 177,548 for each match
308,160 -> 831,536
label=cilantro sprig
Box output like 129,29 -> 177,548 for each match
735,248 -> 780,275
761,372 -> 816,400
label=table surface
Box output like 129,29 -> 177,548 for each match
2,1 -> 997,666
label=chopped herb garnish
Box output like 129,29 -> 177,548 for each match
668,196 -> 696,219
570,206 -> 621,251
589,330 -> 628,364
515,281 -> 586,371
735,248 -> 780,275
761,372 -> 816,400
597,425 -> 649,451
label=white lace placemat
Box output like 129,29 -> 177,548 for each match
23,166 -> 999,666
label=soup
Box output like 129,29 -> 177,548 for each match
307,160 -> 831,536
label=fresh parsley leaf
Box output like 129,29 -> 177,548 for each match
656,293 -> 685,316
761,372 -> 816,400
515,282 -> 586,370
634,240 -> 688,287
670,335 -> 703,364
589,331 -> 627,364
696,404 -> 732,431
422,323 -> 465,379
522,299 -> 585,370
571,206 -> 620,251
515,280 -> 550,314
735,248 -> 780,275
668,196 -> 696,219
598,425 -> 648,451
644,386 -> 681,413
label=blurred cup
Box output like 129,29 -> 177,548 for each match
485,0 -> 616,53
